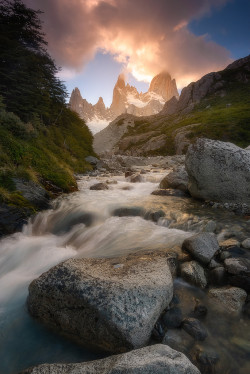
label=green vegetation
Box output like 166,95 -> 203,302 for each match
0,1 -> 95,211
0,100 -> 94,207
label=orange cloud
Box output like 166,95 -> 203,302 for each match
24,0 -> 232,88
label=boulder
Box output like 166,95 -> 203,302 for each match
90,182 -> 109,190
181,261 -> 207,288
208,286 -> 247,315
20,344 -> 201,374
159,166 -> 188,193
185,138 -> 250,205
242,238 -> 250,249
27,252 -> 173,353
224,257 -> 250,292
130,174 -> 143,183
182,233 -> 219,265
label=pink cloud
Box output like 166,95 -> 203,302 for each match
23,0 -> 232,87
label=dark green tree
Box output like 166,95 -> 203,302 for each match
0,0 -> 67,123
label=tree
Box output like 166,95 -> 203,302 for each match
0,0 -> 67,123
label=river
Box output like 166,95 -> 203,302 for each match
0,164 -> 249,373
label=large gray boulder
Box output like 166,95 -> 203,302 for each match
185,138 -> 250,204
20,344 -> 200,374
27,252 -> 173,353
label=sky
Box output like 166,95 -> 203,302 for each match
24,0 -> 250,106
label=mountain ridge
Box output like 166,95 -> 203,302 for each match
69,72 -> 179,132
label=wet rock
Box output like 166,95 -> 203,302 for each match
125,170 -> 133,178
220,238 -> 240,247
185,138 -> 250,206
203,220 -> 217,233
90,182 -> 109,190
20,344 -> 201,374
130,174 -> 143,183
112,206 -> 145,217
106,179 -> 118,184
209,267 -> 227,286
182,233 -> 219,265
242,238 -> 250,249
162,306 -> 183,328
13,178 -> 50,209
182,318 -> 208,341
181,261 -> 207,289
151,189 -> 188,197
144,209 -> 166,222
224,257 -> 250,276
159,166 -> 188,193
208,286 -> 247,315
85,155 -> 99,166
208,259 -> 221,269
27,252 -> 173,353
192,303 -> 208,319
195,347 -> 220,373
0,203 -> 32,238
224,257 -> 250,292
163,329 -> 194,354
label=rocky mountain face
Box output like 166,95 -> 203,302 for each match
69,72 -> 179,133
93,55 -> 250,156
161,54 -> 250,116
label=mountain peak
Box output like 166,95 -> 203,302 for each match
115,74 -> 126,89
149,72 -> 179,101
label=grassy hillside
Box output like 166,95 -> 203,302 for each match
118,62 -> 250,156
0,102 -> 94,209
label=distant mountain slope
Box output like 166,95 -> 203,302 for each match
69,72 -> 178,133
94,55 -> 250,156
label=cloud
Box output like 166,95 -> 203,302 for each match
23,0 -> 232,87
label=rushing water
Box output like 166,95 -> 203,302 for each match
0,166 -> 249,373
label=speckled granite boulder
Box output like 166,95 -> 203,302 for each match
27,252 -> 173,353
20,344 -> 200,374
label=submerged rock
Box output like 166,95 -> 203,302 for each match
130,174 -> 143,183
185,138 -> 250,206
112,206 -> 145,217
182,318 -> 208,341
90,182 -> 109,190
182,233 -> 219,265
27,252 -> 173,353
20,344 -> 201,374
162,306 -> 183,328
208,286 -> 247,315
